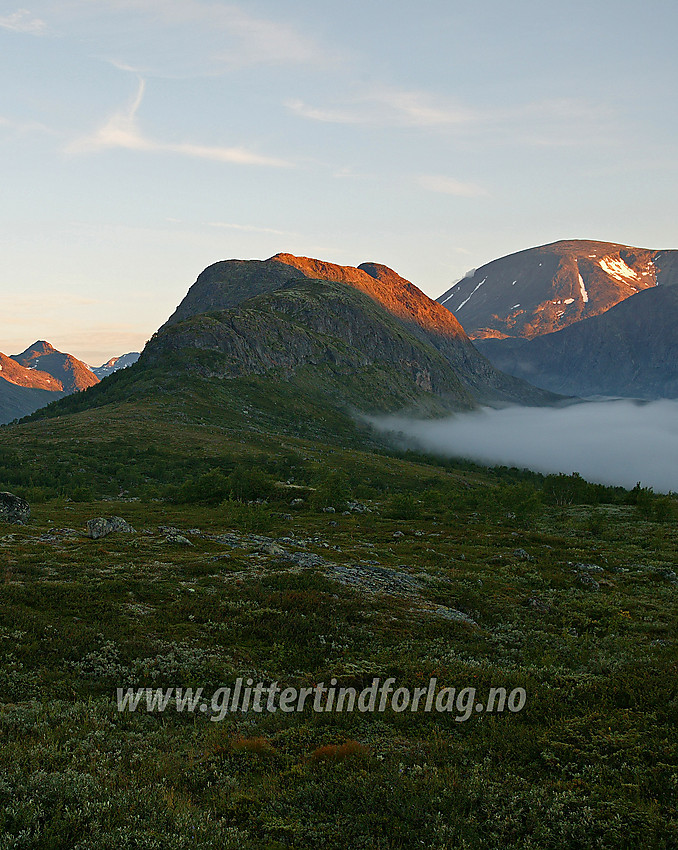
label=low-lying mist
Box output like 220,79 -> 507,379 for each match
370,399 -> 678,493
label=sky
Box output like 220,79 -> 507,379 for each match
1,0 -> 677,364
372,400 -> 678,493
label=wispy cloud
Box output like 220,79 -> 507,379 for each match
52,325 -> 150,365
286,86 -> 476,129
287,86 -> 619,151
208,222 -> 294,236
67,78 -> 290,167
0,8 -> 46,34
416,174 -> 489,198
40,0 -> 329,77
0,115 -> 54,135
375,88 -> 477,127
0,293 -> 104,313
182,1 -> 328,70
285,100 -> 365,125
332,165 -> 375,180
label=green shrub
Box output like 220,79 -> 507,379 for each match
311,470 -> 352,510
542,472 -> 595,506
385,493 -> 421,520
222,498 -> 274,532
227,465 -> 276,502
69,485 -> 95,503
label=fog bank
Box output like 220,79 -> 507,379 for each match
371,399 -> 678,493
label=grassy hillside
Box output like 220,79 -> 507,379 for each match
0,387 -> 676,848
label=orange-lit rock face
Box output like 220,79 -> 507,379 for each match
11,341 -> 99,393
0,352 -> 64,391
437,240 -> 672,340
270,254 -> 468,339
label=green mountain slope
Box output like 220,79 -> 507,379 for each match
0,257 -> 675,850
147,278 -> 478,414
0,376 -> 675,848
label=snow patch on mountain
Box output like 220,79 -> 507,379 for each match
91,352 -> 140,379
456,277 -> 486,311
599,256 -> 640,283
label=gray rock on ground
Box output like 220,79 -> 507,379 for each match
86,516 -> 136,540
0,492 -> 30,524
164,531 -> 192,546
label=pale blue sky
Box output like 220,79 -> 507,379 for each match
1,0 -> 676,364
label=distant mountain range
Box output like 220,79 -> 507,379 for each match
0,342 -> 139,424
16,237 -> 677,427
438,240 -> 678,399
90,352 -> 140,379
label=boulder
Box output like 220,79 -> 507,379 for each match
164,531 -> 192,546
86,516 -> 136,539
0,492 -> 30,524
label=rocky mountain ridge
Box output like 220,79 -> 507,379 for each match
90,352 -> 141,379
0,342 -> 137,425
153,252 -> 555,410
11,341 -> 99,394
437,240 -> 678,340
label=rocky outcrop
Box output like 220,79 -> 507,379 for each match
272,254 -> 468,338
146,278 -> 478,412
0,492 -> 30,524
86,517 -> 136,539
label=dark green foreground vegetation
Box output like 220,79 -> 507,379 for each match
0,378 -> 676,848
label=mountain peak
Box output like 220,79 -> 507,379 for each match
358,262 -> 400,280
150,251 -> 554,410
162,252 -> 468,341
91,352 -> 140,379
16,340 -> 57,358
437,239 -> 677,339
269,253 -> 467,339
10,341 -> 99,394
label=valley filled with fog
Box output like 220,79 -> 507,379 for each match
372,399 -> 678,493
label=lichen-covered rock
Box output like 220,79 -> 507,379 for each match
164,531 -> 192,546
578,574 -> 600,591
86,516 -> 136,539
0,492 -> 30,524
